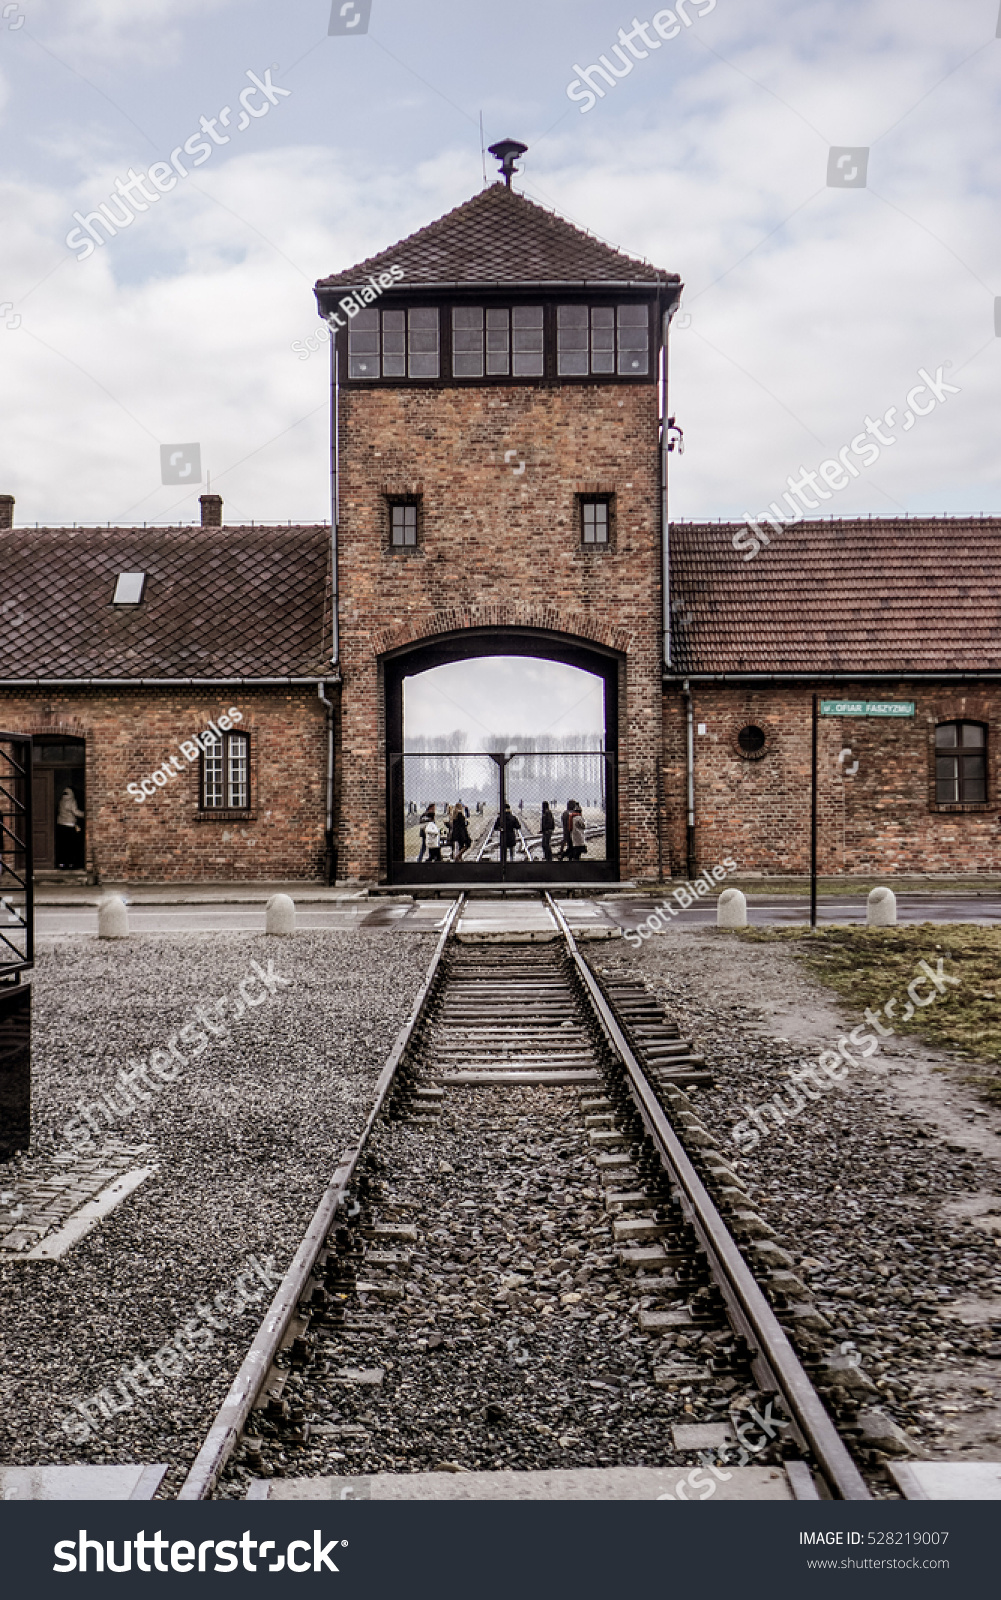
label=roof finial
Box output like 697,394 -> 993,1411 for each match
488,138 -> 528,187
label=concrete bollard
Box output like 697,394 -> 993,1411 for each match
867,886 -> 897,927
717,888 -> 747,929
97,894 -> 129,939
266,893 -> 296,936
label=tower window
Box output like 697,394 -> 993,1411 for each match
202,731 -> 250,810
450,305 -> 543,379
935,721 -> 987,804
390,501 -> 419,547
557,304 -> 649,377
349,307 -> 440,380
581,498 -> 611,546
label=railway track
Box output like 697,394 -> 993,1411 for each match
179,893 -> 870,1502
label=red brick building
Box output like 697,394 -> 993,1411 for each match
1,164 -> 998,884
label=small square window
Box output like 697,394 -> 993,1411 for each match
391,502 -> 419,547
581,499 -> 610,546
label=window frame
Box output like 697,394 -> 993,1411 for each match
199,730 -> 252,814
337,296 -> 660,388
347,306 -> 441,382
933,719 -> 989,809
388,496 -> 421,551
579,494 -> 613,550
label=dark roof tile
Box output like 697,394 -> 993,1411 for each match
316,182 -> 678,291
670,519 -> 1001,674
0,526 -> 331,680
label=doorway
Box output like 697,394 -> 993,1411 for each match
32,738 -> 86,871
384,630 -> 620,884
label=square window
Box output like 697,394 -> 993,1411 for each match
582,499 -> 610,545
391,503 -> 418,547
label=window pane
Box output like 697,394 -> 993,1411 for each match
408,308 -> 439,378
960,723 -> 984,748
513,306 -> 543,329
348,307 -> 380,378
961,754 -> 986,802
228,734 -> 249,810
618,305 -> 648,374
203,734 -> 224,808
452,307 -> 483,377
486,308 -> 510,374
935,723 -> 958,749
935,755 -> 959,804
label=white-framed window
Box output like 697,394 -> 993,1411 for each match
202,732 -> 250,810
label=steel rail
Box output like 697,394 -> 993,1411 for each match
545,893 -> 871,1502
177,893 -> 465,1500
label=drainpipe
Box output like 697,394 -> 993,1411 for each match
317,683 -> 337,884
682,677 -> 696,880
660,309 -> 674,670
329,322 -> 340,668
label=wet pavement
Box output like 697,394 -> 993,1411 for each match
24,890 -> 1001,937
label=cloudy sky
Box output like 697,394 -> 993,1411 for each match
1,0 -> 999,532
405,657 -> 605,746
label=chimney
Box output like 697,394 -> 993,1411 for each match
0,495 -> 14,531
199,494 -> 223,528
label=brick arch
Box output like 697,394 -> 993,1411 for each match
14,715 -> 91,740
373,605 -> 635,661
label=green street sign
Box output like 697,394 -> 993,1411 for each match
820,700 -> 916,718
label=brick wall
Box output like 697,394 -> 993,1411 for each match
336,382 -> 664,881
0,687 -> 330,882
663,684 -> 1001,875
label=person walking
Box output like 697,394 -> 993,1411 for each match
493,803 -> 521,863
540,800 -> 555,862
450,801 -> 471,863
424,811 -> 443,863
56,786 -> 84,869
418,803 -> 436,863
558,800 -> 573,862
569,807 -> 587,862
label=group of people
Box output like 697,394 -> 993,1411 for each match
544,799 -> 587,862
417,802 -> 471,864
416,798 -> 588,864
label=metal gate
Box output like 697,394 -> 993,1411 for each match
388,749 -> 617,883
0,732 -> 33,1159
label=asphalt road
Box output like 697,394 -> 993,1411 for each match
21,892 -> 1001,937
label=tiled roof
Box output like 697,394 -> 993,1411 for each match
316,182 -> 678,291
669,519 -> 1001,674
0,526 -> 332,680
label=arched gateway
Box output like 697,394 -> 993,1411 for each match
384,627 -> 621,883
315,151 -> 681,884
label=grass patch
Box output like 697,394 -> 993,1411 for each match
737,922 -> 1001,1067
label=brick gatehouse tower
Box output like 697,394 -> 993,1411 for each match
316,145 -> 682,885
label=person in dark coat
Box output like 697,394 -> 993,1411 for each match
492,804 -> 522,863
450,801 -> 471,863
540,801 -> 555,861
558,800 -> 574,862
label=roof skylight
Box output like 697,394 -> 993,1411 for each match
112,572 -> 146,605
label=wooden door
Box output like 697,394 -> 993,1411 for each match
31,769 -> 54,869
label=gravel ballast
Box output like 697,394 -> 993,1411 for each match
0,931 -> 437,1497
592,926 -> 1001,1484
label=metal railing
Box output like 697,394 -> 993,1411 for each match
0,733 -> 33,978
